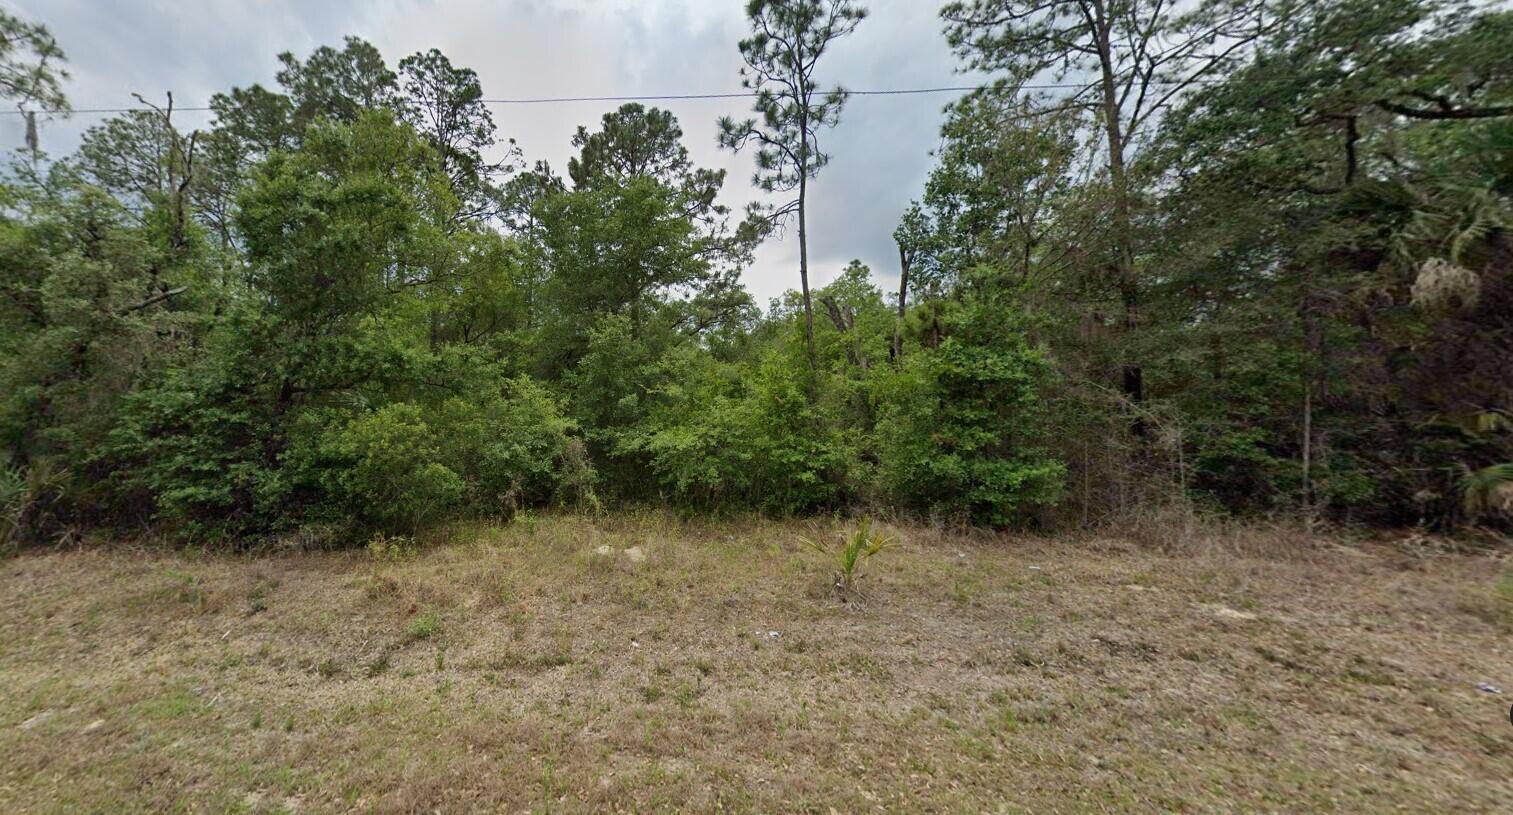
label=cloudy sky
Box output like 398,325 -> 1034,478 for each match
4,0 -> 987,304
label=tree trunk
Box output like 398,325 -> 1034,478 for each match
1091,0 -> 1145,435
795,61 -> 816,369
819,295 -> 852,333
1301,380 -> 1314,536
1299,264 -> 1323,537
893,243 -> 910,361
798,161 -> 815,366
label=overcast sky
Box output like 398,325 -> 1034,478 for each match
3,0 -> 986,305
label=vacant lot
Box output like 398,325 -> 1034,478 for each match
1,515 -> 1510,813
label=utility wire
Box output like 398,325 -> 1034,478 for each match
2,83 -> 1093,117
479,85 -> 1027,103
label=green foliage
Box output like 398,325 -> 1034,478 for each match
914,87 -> 1079,290
320,403 -> 463,533
717,0 -> 868,195
1461,464 -> 1513,517
535,177 -> 704,354
0,461 -> 19,553
432,375 -> 597,513
276,36 -> 397,131
875,289 -> 1063,525
570,103 -> 696,190
407,610 -> 440,641
104,320 -> 290,538
367,533 -> 418,563
4,10 -> 1508,549
238,111 -> 455,328
397,48 -> 506,206
1141,0 -> 1513,526
0,9 -> 69,114
74,108 -> 590,541
0,456 -> 69,552
718,0 -> 868,358
801,518 -> 894,594
626,341 -> 855,514
535,104 -> 755,377
926,0 -> 1513,529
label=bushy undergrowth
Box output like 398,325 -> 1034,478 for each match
4,7 -> 1510,547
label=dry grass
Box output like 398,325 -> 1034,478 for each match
1,512 -> 1510,813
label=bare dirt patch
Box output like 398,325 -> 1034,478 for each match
1,515 -> 1510,813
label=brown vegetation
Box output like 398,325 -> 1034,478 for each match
1,514 -> 1510,813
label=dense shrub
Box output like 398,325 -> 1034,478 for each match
626,343 -> 856,514
320,403 -> 464,533
8,11 -> 1508,548
432,376 -> 597,513
875,297 -> 1064,525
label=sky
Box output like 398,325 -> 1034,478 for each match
3,0 -> 987,305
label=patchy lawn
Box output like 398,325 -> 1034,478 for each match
1,514 -> 1510,813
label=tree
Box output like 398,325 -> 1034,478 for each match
207,85 -> 297,161
876,288 -> 1064,526
926,90 -> 1079,284
942,0 -> 1268,426
537,105 -> 758,369
237,111 -> 455,333
202,38 -> 402,246
891,203 -> 932,361
569,104 -> 736,236
569,104 -> 692,190
200,85 -> 297,244
1144,0 -> 1513,526
1,9 -> 68,161
1163,0 -> 1513,196
73,94 -> 204,273
275,36 -> 397,131
205,40 -> 519,242
719,0 -> 868,365
72,109 -> 184,221
536,177 -> 707,342
94,107 -> 595,540
0,185 -> 182,467
398,48 -> 519,221
0,10 -> 67,112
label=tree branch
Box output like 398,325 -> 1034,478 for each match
119,286 -> 187,315
1375,99 -> 1513,120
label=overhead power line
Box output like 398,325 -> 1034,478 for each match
478,85 -> 1021,104
2,83 -> 1093,117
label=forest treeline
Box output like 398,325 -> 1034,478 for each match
1,0 -> 1510,548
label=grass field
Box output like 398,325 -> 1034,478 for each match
1,514 -> 1511,813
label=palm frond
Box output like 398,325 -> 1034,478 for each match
1461,463 -> 1513,516
801,518 -> 894,594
